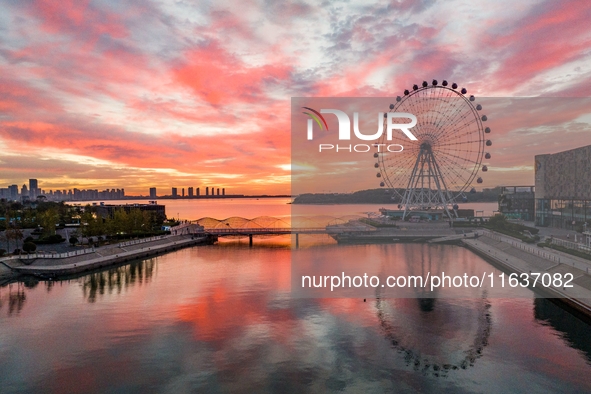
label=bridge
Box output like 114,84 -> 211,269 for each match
203,227 -> 334,247
170,216 -> 377,247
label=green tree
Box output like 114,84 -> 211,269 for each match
127,209 -> 151,234
112,209 -> 130,235
488,214 -> 507,228
5,225 -> 23,249
0,231 -> 9,251
80,211 -> 93,239
21,208 -> 35,228
39,208 -> 59,236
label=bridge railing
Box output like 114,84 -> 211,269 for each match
202,227 -> 328,234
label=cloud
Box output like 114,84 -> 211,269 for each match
1,0 -> 590,194
172,40 -> 293,106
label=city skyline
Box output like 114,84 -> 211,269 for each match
1,1 -> 591,194
0,177 -> 237,201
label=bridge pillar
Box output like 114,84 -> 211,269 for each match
249,234 -> 253,247
295,233 -> 299,249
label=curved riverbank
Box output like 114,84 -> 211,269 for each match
1,234 -> 214,280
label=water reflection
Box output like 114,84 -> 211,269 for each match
81,259 -> 157,303
1,244 -> 591,393
376,293 -> 492,377
0,282 -> 26,316
534,297 -> 591,363
0,259 -> 157,314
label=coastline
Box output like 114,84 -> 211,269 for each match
4,224 -> 591,321
462,232 -> 591,321
1,234 -> 214,281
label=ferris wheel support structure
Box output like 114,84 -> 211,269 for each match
401,141 -> 455,219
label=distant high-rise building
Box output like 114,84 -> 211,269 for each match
21,184 -> 28,197
217,188 -> 220,196
222,188 -> 225,196
206,187 -> 209,196
8,185 -> 18,200
196,187 -> 200,196
182,188 -> 185,197
29,179 -> 38,199
188,187 -> 194,197
150,187 -> 157,198
172,187 -> 178,198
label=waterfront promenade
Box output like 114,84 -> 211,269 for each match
2,234 -> 209,279
463,231 -> 591,317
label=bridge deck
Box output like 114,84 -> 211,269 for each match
200,227 -> 373,235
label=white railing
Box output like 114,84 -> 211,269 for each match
551,238 -> 591,253
482,230 -> 561,263
0,247 -> 96,261
118,235 -> 167,248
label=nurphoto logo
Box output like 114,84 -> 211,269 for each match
302,106 -> 418,153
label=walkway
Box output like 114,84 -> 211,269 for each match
9,235 -> 208,277
463,232 -> 591,317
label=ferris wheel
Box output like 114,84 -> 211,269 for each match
375,80 -> 492,219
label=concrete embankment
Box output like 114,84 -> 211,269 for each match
462,233 -> 591,319
7,235 -> 212,279
332,223 -> 467,244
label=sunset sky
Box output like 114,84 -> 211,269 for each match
1,0 -> 590,195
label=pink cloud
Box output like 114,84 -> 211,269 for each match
172,41 -> 293,106
1,0 -> 590,195
484,1 -> 591,91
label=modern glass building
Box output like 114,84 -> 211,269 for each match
499,186 -> 535,220
535,145 -> 591,230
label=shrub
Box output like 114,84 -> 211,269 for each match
13,248 -> 21,255
488,214 -> 507,227
24,236 -> 34,243
33,234 -> 65,244
548,244 -> 591,261
0,249 -> 6,257
69,236 -> 78,246
23,242 -> 37,253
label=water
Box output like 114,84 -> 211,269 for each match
71,198 -> 499,220
70,198 -> 293,220
2,199 -> 590,393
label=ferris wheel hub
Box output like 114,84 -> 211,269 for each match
419,142 -> 432,151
